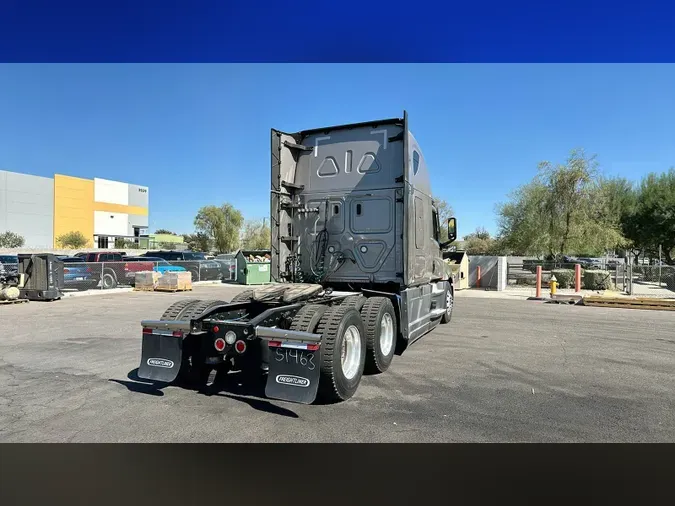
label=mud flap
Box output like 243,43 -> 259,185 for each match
138,333 -> 183,383
265,346 -> 321,404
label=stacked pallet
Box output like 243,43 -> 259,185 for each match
156,271 -> 193,292
134,271 -> 162,291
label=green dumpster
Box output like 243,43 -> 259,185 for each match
236,250 -> 271,285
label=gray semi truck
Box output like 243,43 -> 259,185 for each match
137,111 -> 458,404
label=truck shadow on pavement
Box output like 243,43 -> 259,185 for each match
109,368 -> 298,418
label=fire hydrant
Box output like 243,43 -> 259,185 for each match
550,274 -> 558,296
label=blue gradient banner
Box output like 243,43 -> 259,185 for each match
1,0 -> 674,62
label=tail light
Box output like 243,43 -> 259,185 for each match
64,268 -> 70,274
214,338 -> 226,352
267,340 -> 319,351
142,328 -> 183,338
234,340 -> 247,354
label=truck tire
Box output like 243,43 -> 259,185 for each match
315,306 -> 366,403
160,299 -> 199,320
188,267 -> 200,283
340,295 -> 366,311
361,297 -> 397,374
289,304 -> 328,332
179,299 -> 228,320
101,270 -> 118,289
231,289 -> 255,303
440,283 -> 453,324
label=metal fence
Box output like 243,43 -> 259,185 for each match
506,261 -> 626,292
626,264 -> 675,298
1,259 -> 239,292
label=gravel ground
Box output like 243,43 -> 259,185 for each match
1,284 -> 674,442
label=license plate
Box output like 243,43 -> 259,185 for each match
265,345 -> 321,404
75,277 -> 85,281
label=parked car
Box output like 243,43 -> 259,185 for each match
577,257 -> 604,269
61,256 -> 99,290
124,256 -> 187,275
141,251 -> 223,281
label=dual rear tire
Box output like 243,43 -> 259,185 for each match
290,296 -> 398,403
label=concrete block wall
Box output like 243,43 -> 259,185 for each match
468,255 -> 508,291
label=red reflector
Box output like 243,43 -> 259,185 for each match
142,328 -> 153,334
234,340 -> 246,353
268,340 -> 281,347
214,338 -> 226,351
306,343 -> 320,351
213,326 -> 220,333
172,330 -> 184,338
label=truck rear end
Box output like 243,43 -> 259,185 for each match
136,112 -> 456,405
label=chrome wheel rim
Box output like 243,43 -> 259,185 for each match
380,312 -> 394,356
341,325 -> 362,380
446,290 -> 453,314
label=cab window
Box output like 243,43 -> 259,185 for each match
432,207 -> 440,243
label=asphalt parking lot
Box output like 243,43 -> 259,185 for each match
1,285 -> 675,442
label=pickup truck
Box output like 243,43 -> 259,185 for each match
124,256 -> 187,275
80,252 -> 154,288
141,251 -> 223,281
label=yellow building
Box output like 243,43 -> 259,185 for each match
53,175 -> 149,248
0,169 -> 149,249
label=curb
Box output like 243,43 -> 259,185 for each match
61,288 -> 134,298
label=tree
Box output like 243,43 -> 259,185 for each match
158,241 -> 177,251
56,231 -> 89,249
497,149 -> 624,258
462,227 -> 503,255
241,219 -> 271,250
194,203 -> 243,253
434,197 -> 454,242
182,232 -> 212,252
154,229 -> 177,235
496,180 -> 551,257
622,169 -> 675,264
0,231 -> 25,248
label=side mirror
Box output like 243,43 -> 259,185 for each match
446,217 -> 457,243
440,217 -> 457,249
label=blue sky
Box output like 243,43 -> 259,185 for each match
1,64 -> 674,238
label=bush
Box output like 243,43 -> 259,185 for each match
515,277 -> 536,286
0,231 -> 25,248
551,269 -> 575,288
583,269 -> 613,290
56,231 -> 89,249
